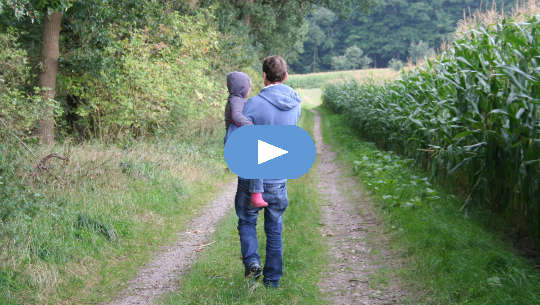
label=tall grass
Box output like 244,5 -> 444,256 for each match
323,14 -> 540,243
0,132 -> 230,304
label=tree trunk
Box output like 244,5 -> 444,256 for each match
38,11 -> 62,146
242,0 -> 253,25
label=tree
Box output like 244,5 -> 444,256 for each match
408,40 -> 434,64
331,55 -> 349,70
1,0 -> 72,145
331,45 -> 371,70
197,0 -> 372,65
344,45 -> 371,69
38,10 -> 62,145
290,0 -> 515,71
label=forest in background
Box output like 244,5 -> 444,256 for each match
290,0 -> 517,73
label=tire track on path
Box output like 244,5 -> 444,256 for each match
312,109 -> 404,305
105,181 -> 236,305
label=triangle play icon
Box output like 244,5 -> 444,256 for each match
258,140 -> 288,165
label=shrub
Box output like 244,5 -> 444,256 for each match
408,40 -> 435,64
388,58 -> 403,71
0,31 -> 41,140
331,45 -> 372,71
60,12 -> 227,140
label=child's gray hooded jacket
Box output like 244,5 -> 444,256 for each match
224,71 -> 252,131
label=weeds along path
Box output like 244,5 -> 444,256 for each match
312,109 -> 404,304
105,181 -> 236,305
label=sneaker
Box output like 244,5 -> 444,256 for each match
245,262 -> 262,280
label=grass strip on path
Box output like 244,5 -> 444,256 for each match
159,110 -> 329,305
318,106 -> 540,305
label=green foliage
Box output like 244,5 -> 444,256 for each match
388,58 -> 403,71
323,15 -> 540,242
200,1 -> 371,69
60,11 -> 226,139
0,30 -> 42,139
0,0 -> 73,22
408,40 -> 434,64
1,1 -> 262,141
331,45 -> 371,70
291,0 -> 515,72
0,141 -> 48,223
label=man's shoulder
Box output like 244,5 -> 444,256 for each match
245,94 -> 266,107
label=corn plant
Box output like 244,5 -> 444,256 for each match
323,15 -> 540,242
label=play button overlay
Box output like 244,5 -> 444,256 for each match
224,125 -> 316,179
258,140 -> 288,164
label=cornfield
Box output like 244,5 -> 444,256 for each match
323,15 -> 540,240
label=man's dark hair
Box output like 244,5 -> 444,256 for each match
263,55 -> 287,83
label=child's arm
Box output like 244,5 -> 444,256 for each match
230,98 -> 253,126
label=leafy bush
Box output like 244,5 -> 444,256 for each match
331,45 -> 371,70
323,15 -> 540,242
0,31 -> 40,140
59,11 -> 227,140
408,40 -> 435,64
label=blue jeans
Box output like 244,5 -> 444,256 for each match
235,178 -> 288,287
249,179 -> 264,193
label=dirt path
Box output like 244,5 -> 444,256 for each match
104,108 -> 402,305
312,110 -> 404,305
105,182 -> 236,305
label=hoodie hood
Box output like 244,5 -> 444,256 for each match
227,71 -> 251,98
258,84 -> 301,111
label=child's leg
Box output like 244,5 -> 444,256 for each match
249,179 -> 264,194
249,179 -> 268,208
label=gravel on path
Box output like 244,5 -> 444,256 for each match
312,109 -> 405,305
104,181 -> 236,305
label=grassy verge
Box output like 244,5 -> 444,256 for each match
318,106 -> 540,305
296,88 -> 322,109
158,110 -> 328,305
0,133 -> 231,304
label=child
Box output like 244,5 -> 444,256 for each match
224,71 -> 268,208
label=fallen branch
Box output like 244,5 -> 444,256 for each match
1,117 -> 69,181
36,153 -> 69,171
196,241 -> 216,248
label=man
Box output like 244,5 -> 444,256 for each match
235,55 -> 301,288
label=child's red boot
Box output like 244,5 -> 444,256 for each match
250,193 -> 268,208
